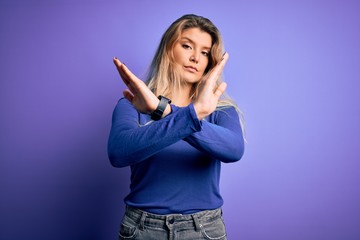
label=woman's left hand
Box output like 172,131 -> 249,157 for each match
193,53 -> 229,120
113,57 -> 162,114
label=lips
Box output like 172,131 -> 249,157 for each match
184,66 -> 198,73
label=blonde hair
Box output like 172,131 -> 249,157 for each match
146,14 -> 245,135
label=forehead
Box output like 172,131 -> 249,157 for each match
180,28 -> 212,48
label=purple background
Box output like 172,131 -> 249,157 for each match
1,0 -> 360,239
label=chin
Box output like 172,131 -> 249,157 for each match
183,79 -> 201,86
182,74 -> 202,85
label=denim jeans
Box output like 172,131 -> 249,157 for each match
119,206 -> 227,240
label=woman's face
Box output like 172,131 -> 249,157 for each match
173,27 -> 212,86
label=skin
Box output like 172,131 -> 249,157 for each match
173,28 -> 211,91
113,27 -> 228,121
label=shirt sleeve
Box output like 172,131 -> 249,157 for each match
183,107 -> 245,163
107,98 -> 202,167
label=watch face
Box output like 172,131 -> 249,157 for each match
158,95 -> 171,103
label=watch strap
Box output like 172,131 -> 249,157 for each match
151,95 -> 171,121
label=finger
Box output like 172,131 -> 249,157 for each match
120,64 -> 147,96
113,58 -> 141,94
120,64 -> 143,88
123,89 -> 134,103
113,57 -> 125,74
205,52 -> 229,84
213,52 -> 229,76
118,66 -> 132,86
120,69 -> 141,95
113,57 -> 131,86
221,52 -> 229,63
113,57 -> 122,67
214,82 -> 227,99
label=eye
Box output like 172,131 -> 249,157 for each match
202,51 -> 209,57
182,44 -> 192,50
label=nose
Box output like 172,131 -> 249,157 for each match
190,52 -> 199,64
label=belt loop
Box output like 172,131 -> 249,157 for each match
139,211 -> 147,230
191,214 -> 201,232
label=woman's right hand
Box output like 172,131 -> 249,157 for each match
193,52 -> 229,120
113,57 -> 171,116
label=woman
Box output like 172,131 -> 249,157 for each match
108,14 -> 245,240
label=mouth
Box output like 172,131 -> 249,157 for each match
184,66 -> 198,73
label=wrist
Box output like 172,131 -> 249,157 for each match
193,102 -> 206,121
151,95 -> 172,120
163,104 -> 171,118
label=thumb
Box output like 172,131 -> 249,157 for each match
123,89 -> 134,103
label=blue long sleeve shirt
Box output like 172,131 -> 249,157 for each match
108,98 -> 244,214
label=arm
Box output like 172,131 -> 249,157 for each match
184,107 -> 244,163
107,98 -> 202,168
113,54 -> 229,120
109,54 -> 232,167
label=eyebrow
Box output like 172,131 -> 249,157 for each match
180,37 -> 211,50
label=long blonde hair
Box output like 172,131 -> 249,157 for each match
146,14 -> 245,134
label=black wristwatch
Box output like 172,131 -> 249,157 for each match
151,95 -> 171,121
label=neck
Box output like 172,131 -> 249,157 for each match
171,84 -> 194,107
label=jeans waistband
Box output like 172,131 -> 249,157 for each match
124,206 -> 222,231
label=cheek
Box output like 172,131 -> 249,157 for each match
173,46 -> 184,65
200,59 -> 209,74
